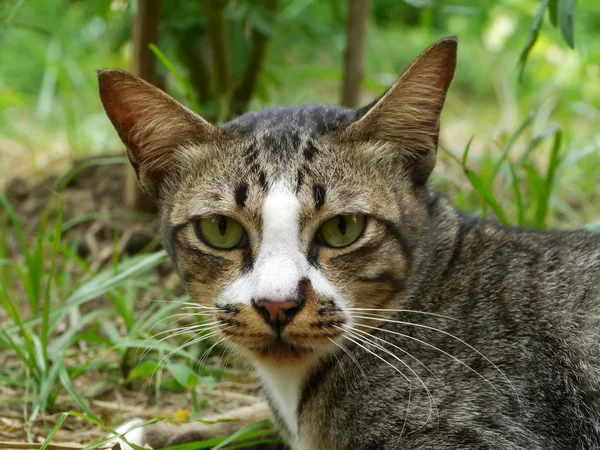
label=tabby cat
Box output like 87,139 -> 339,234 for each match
99,38 -> 600,449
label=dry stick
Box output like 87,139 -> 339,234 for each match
142,403 -> 272,448
340,0 -> 371,108
200,0 -> 232,122
125,0 -> 162,212
230,0 -> 280,116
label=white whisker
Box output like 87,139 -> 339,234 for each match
327,337 -> 369,385
348,308 -> 460,322
343,325 -> 439,434
342,332 -> 412,438
195,334 -> 230,373
352,314 -> 519,403
354,321 -> 512,400
139,322 -> 222,360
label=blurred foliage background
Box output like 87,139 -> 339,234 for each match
1,0 -> 599,226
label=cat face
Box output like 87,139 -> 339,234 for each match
99,38 -> 457,365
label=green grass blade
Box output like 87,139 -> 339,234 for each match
558,0 -> 575,48
41,196 -> 63,361
490,112 -> 534,184
211,420 -> 274,450
159,422 -> 276,450
516,125 -> 561,168
461,135 -> 475,167
39,412 -> 69,450
464,169 -> 509,225
508,162 -> 525,226
58,366 -> 100,421
518,0 -> 550,80
535,130 -> 563,228
54,156 -> 128,191
149,44 -> 201,114
0,194 -> 30,272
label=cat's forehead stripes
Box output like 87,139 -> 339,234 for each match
313,184 -> 326,210
235,182 -> 249,208
220,105 -> 357,138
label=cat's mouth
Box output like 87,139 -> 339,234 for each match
248,338 -> 313,357
215,304 -> 346,360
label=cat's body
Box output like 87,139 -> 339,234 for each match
294,200 -> 600,449
99,38 -> 600,449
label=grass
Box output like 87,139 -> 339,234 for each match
1,0 -> 600,448
0,179 -> 268,445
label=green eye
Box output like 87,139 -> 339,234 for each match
196,216 -> 245,249
318,214 -> 366,248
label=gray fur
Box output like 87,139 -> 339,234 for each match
298,195 -> 600,449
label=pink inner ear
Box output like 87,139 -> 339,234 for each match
106,103 -> 139,151
434,66 -> 454,91
430,40 -> 457,92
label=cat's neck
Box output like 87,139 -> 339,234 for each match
252,357 -> 318,443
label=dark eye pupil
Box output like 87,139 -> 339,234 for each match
218,216 -> 228,236
337,216 -> 347,235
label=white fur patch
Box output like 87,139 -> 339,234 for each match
109,418 -> 145,450
253,362 -> 311,438
254,181 -> 307,301
216,181 -> 308,307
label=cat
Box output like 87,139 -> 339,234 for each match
99,37 -> 600,449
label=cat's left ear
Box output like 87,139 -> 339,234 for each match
341,37 -> 457,184
98,69 -> 219,194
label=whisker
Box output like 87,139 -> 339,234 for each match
181,305 -> 220,311
329,343 -> 349,387
148,321 -> 221,339
352,314 -> 519,403
327,337 -> 369,385
341,332 -> 412,438
180,302 -> 220,309
138,321 -> 207,361
348,308 -> 460,322
354,321 -> 512,400
346,325 -> 442,384
195,334 -> 230,373
155,327 -> 229,377
343,325 -> 439,434
148,329 -> 224,382
139,322 -> 222,360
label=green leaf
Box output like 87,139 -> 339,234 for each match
127,360 -> 160,382
39,413 -> 69,450
518,0 -> 550,80
558,0 -> 575,48
508,162 -> 525,227
58,366 -> 100,421
168,362 -> 200,389
548,0 -> 559,26
464,169 -> 509,225
161,377 -> 187,392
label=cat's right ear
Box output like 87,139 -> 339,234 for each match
340,37 -> 457,185
98,69 -> 218,194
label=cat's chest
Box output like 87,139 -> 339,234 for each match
253,362 -> 313,447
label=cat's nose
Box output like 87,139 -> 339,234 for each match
252,298 -> 303,331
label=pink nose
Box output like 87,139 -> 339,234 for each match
252,299 -> 302,331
